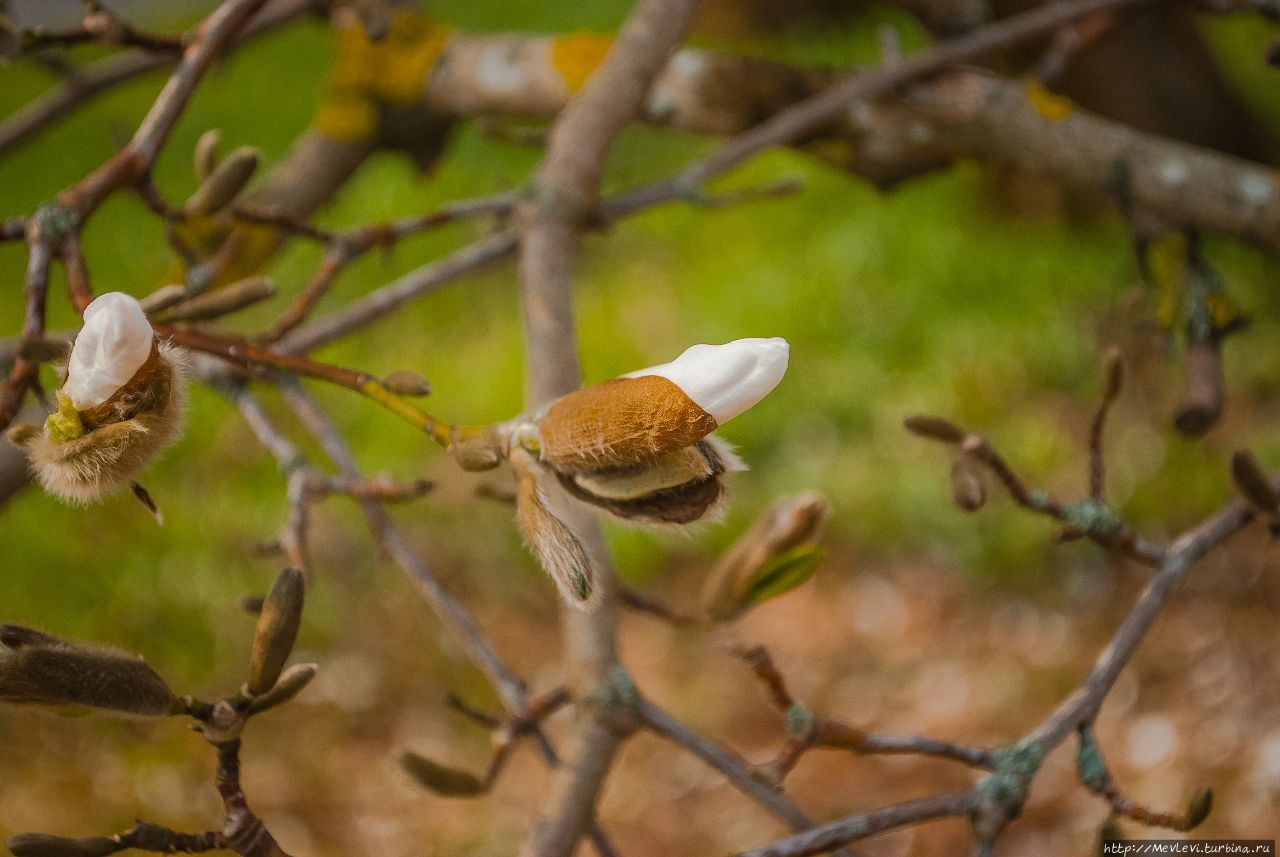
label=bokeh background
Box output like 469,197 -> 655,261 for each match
2,2 -> 1280,854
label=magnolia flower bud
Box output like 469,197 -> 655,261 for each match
536,337 -> 788,473
623,337 -> 789,424
4,292 -> 186,505
505,339 -> 787,603
64,292 -> 154,411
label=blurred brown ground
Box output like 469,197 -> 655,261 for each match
2,520 -> 1278,856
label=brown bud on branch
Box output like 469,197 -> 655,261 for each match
193,128 -> 220,182
380,370 -> 432,397
159,276 -> 275,322
1230,450 -> 1279,516
183,145 -> 259,217
903,414 -> 967,444
950,455 -> 988,512
247,567 -> 305,696
400,751 -> 487,797
703,493 -> 827,622
246,662 -> 317,715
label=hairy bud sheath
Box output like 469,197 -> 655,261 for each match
531,338 -> 784,525
513,451 -> 599,609
5,292 -> 186,505
0,626 -> 178,716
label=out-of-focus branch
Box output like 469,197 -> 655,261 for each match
265,383 -> 621,856
258,191 -> 515,342
734,644 -> 996,783
735,791 -> 979,857
16,7 -> 184,55
905,413 -> 1167,565
420,4 -> 1280,257
637,698 -> 861,856
1,216 -> 26,241
0,0 -> 319,157
514,1 -> 701,855
0,0 -> 275,435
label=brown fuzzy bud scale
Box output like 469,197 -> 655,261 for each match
537,375 -> 718,472
513,454 -> 597,607
0,641 -> 177,715
0,624 -> 61,649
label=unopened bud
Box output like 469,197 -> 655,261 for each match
904,415 -> 966,444
183,145 -> 259,217
139,284 -> 188,314
248,568 -> 305,695
247,662 -> 317,715
193,129 -> 221,182
1181,787 -> 1213,831
447,432 -> 504,472
703,492 -> 827,620
950,455 -> 988,512
1230,450 -> 1278,515
0,638 -> 178,716
400,751 -> 486,797
539,338 -> 787,472
381,370 -> 431,397
7,834 -> 119,857
161,276 -> 274,322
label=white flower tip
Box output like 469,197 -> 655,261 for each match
64,292 -> 154,410
624,337 -> 789,424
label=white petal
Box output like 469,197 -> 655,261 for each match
623,337 -> 788,424
64,292 -> 154,409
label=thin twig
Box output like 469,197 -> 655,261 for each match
0,0 -> 317,157
269,384 -> 620,857
735,791 -> 979,857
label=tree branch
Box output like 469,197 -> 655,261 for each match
514,1 -> 701,855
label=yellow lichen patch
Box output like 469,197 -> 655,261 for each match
214,223 -> 283,287
314,94 -> 380,144
551,32 -> 613,94
374,12 -> 453,105
1024,79 -> 1075,123
1204,291 -> 1245,334
315,9 -> 452,144
1149,232 -> 1189,330
170,211 -> 231,258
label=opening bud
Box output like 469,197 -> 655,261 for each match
5,292 -> 186,505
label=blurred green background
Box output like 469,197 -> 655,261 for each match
1,3 -> 1279,850
1,0 -> 1278,684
